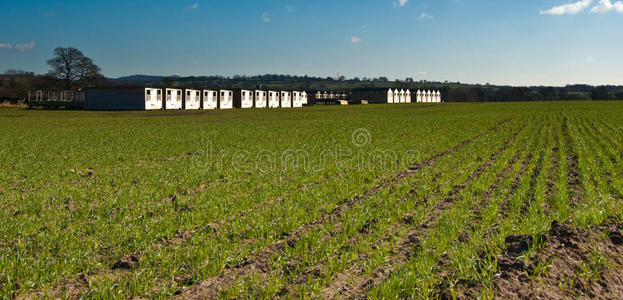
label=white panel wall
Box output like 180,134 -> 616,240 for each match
255,90 -> 267,108
203,90 -> 218,109
268,91 -> 280,108
387,89 -> 394,103
219,90 -> 233,109
184,89 -> 201,109
165,88 -> 183,109
241,90 -> 253,108
145,88 -> 162,110
292,91 -> 303,108
281,91 -> 292,108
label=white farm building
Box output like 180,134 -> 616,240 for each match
219,89 -> 233,109
165,88 -> 183,109
254,90 -> 267,108
280,91 -> 292,108
184,89 -> 201,110
268,90 -> 280,108
203,90 -> 218,109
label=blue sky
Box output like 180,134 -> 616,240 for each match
0,0 -> 622,86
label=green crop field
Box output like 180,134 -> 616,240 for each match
1,102 -> 623,299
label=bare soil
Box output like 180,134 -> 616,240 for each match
452,221 -> 623,299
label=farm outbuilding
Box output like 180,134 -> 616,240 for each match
350,88 -> 396,104
268,90 -> 280,108
281,91 -> 292,108
184,89 -> 201,109
399,89 -> 406,103
219,89 -> 233,109
426,90 -> 432,103
202,90 -> 218,109
254,90 -> 267,108
406,89 -> 411,103
393,89 -> 400,103
233,89 -> 254,108
416,90 -> 422,103
165,88 -> 183,109
292,91 -> 304,108
302,91 -> 308,106
85,87 -> 163,110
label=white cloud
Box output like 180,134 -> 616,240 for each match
187,3 -> 199,10
285,5 -> 296,13
393,0 -> 408,8
418,12 -> 433,20
350,36 -> 362,44
417,71 -> 428,76
0,43 -> 12,49
590,0 -> 623,12
586,56 -> 594,63
262,12 -> 271,22
540,0 -> 593,15
15,41 -> 35,52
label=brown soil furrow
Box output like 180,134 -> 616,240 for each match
561,117 -> 583,207
318,122 -> 525,299
488,221 -> 623,299
173,119 -> 513,299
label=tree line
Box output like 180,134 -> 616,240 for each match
2,47 -> 622,103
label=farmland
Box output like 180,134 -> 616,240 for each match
1,102 -> 623,299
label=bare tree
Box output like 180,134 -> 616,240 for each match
47,47 -> 103,89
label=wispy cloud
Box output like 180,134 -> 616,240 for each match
262,12 -> 271,22
590,0 -> 623,12
186,3 -> 199,10
0,43 -> 12,49
417,71 -> 428,76
15,41 -> 35,52
285,5 -> 296,13
393,0 -> 408,8
586,56 -> 594,63
418,12 -> 433,20
540,0 -> 593,15
350,36 -> 362,44
540,0 -> 593,16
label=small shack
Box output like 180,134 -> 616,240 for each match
406,89 -> 411,103
233,89 -> 254,108
268,90 -> 280,108
219,89 -> 233,109
280,91 -> 292,108
184,89 -> 201,109
254,90 -> 267,108
202,90 -> 218,109
292,91 -> 303,108
165,88 -> 183,109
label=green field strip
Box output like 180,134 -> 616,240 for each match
580,116 -> 623,199
363,120 -> 534,298
6,112 -> 508,298
440,117 -> 550,298
564,116 -> 615,227
156,119 -> 516,299
223,120 -> 528,298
